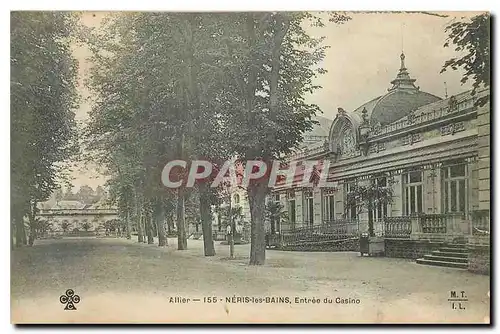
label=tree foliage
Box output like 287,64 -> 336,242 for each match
441,13 -> 490,106
346,177 -> 394,236
11,12 -> 81,246
84,12 -> 349,262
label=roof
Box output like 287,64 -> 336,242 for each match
354,90 -> 441,126
352,52 -> 442,125
51,200 -> 86,210
300,114 -> 332,147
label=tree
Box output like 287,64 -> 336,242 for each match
53,187 -> 64,203
11,12 -> 80,247
218,12 -> 350,264
346,177 -> 394,237
83,12 -> 350,264
441,13 -> 490,106
85,13 -> 235,253
265,201 -> 288,235
76,185 -> 95,204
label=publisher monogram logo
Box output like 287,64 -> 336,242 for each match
60,289 -> 81,310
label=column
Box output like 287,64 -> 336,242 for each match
335,182 -> 344,219
391,173 -> 403,217
295,190 -> 303,227
469,159 -> 479,212
423,165 -> 440,214
279,192 -> 288,232
358,178 -> 369,233
313,187 -> 322,225
477,101 -> 490,211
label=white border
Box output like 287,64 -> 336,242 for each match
2,1 -> 497,333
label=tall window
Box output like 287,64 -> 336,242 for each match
234,194 -> 240,204
344,181 -> 357,220
322,189 -> 335,222
442,161 -> 468,215
403,170 -> 423,215
287,191 -> 296,230
370,176 -> 388,222
274,193 -> 280,204
304,191 -> 314,227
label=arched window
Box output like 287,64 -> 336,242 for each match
234,194 -> 240,204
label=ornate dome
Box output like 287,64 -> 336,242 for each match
353,53 -> 441,126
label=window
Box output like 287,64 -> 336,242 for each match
304,191 -> 314,227
345,181 -> 358,220
442,161 -> 468,214
403,170 -> 423,215
322,189 -> 335,222
287,192 -> 296,229
274,194 -> 280,203
370,177 -> 388,222
234,194 -> 240,204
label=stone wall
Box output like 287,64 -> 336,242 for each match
384,239 -> 443,259
467,245 -> 490,275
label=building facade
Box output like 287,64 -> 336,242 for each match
271,53 -> 490,248
36,200 -> 119,235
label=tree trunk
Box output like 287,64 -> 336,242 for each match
228,197 -> 235,259
145,210 -> 154,244
199,183 -> 215,256
248,181 -> 267,265
141,214 -> 147,243
22,226 -> 27,245
176,187 -> 188,250
368,201 -> 374,237
166,212 -> 173,236
137,209 -> 144,243
28,224 -> 35,246
155,198 -> 167,247
135,192 -> 144,243
270,217 -> 276,235
28,200 -> 37,246
125,209 -> 131,240
15,215 -> 24,248
151,213 -> 157,237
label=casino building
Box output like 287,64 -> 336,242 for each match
268,53 -> 490,273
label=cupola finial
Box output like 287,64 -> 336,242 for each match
388,52 -> 417,92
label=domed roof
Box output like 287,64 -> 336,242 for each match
353,53 -> 441,125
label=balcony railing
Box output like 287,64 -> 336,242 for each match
384,216 -> 411,239
372,90 -> 479,137
274,219 -> 359,247
470,209 -> 490,236
419,214 -> 448,233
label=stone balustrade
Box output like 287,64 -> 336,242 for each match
410,213 -> 469,242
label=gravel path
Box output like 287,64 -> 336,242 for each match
11,237 -> 490,323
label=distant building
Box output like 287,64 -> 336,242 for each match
36,198 -> 119,234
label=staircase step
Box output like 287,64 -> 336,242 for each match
423,254 -> 468,263
431,250 -> 468,258
440,247 -> 467,253
416,258 -> 468,269
444,243 -> 467,249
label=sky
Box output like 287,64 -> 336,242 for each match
69,11 -> 480,191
